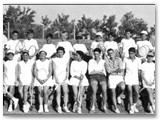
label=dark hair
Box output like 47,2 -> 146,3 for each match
61,30 -> 67,34
125,29 -> 133,34
39,50 -> 47,55
12,30 -> 19,35
93,48 -> 101,53
56,46 -> 65,54
76,50 -> 84,59
22,51 -> 29,56
107,48 -> 114,53
27,29 -> 34,35
46,33 -> 53,39
76,35 -> 83,40
108,32 -> 116,38
128,47 -> 136,53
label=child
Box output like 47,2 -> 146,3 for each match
41,33 -> 56,59
140,52 -> 155,114
23,29 -> 39,60
3,50 -> 19,112
56,30 -> 74,62
120,29 -> 137,59
34,49 -> 53,113
18,50 -> 35,113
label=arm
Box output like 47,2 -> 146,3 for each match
141,71 -> 153,86
33,62 -> 42,84
3,64 -> 7,85
52,60 -> 59,84
30,62 -> 35,87
15,63 -> 19,86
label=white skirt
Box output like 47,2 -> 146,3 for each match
68,76 -> 89,86
34,77 -> 55,86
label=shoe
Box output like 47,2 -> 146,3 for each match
8,104 -> 13,112
13,98 -> 19,109
149,106 -> 154,114
133,104 -> 139,113
129,106 -> 134,114
117,96 -> 122,104
26,102 -> 30,111
23,104 -> 29,113
44,104 -> 49,113
89,106 -> 95,114
57,107 -> 62,114
77,107 -> 82,114
114,108 -> 120,114
63,106 -> 70,113
38,105 -> 43,113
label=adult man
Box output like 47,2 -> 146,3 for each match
105,49 -> 125,113
88,48 -> 107,113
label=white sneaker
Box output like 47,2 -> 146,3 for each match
13,98 -> 19,109
114,108 -> 120,114
8,104 -> 13,112
133,104 -> 139,113
26,102 -> 30,111
63,106 -> 70,113
23,105 -> 28,113
77,107 -> 82,114
38,105 -> 43,113
129,106 -> 134,114
117,96 -> 122,104
44,104 -> 49,113
149,106 -> 154,114
57,107 -> 62,114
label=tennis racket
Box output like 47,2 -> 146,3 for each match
57,71 -> 67,84
97,42 -> 106,53
15,41 -> 25,54
28,45 -> 37,57
138,45 -> 149,57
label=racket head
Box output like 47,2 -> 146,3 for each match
138,45 -> 149,57
15,41 -> 25,53
38,68 -> 48,80
97,43 -> 106,53
57,71 -> 67,84
28,45 -> 36,56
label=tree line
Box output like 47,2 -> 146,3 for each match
3,5 -> 155,40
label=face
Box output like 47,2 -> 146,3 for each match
74,53 -> 81,61
39,51 -> 46,59
27,33 -> 34,40
22,53 -> 29,61
96,36 -> 102,42
129,51 -> 135,59
126,32 -> 131,39
147,56 -> 154,62
7,53 -> 14,60
141,34 -> 147,41
57,50 -> 64,58
46,37 -> 52,44
12,33 -> 18,40
109,35 -> 114,41
77,39 -> 81,43
108,50 -> 115,58
94,51 -> 100,59
61,33 -> 68,41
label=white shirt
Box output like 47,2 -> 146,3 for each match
123,57 -> 141,82
42,44 -> 56,58
23,38 -> 39,50
88,59 -> 106,75
140,62 -> 155,83
120,38 -> 137,57
6,39 -> 19,53
70,60 -> 87,77
136,40 -> 154,50
104,41 -> 118,51
73,43 -> 88,53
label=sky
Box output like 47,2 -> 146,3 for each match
3,4 -> 155,29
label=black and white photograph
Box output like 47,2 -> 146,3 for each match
2,4 -> 156,116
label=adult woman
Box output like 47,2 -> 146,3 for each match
52,47 -> 70,113
34,49 -> 53,113
69,51 -> 89,113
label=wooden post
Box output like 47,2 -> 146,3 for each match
8,22 -> 10,40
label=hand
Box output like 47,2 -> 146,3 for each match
80,74 -> 84,80
146,81 -> 154,86
116,68 -> 122,73
74,75 -> 81,80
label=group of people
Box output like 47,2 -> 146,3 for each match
3,28 -> 155,114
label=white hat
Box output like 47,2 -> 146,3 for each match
7,49 -> 14,54
96,32 -> 103,38
39,49 -> 47,55
141,30 -> 148,35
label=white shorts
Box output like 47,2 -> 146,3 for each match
68,76 -> 89,87
125,76 -> 139,86
143,80 -> 155,89
108,75 -> 124,89
34,77 -> 55,86
20,74 -> 32,85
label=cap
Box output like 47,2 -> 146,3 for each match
95,32 -> 103,38
147,52 -> 154,57
141,30 -> 148,35
39,49 -> 47,55
22,50 -> 29,54
7,49 -> 14,55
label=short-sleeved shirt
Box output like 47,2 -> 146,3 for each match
73,43 -> 88,53
88,58 -> 106,76
90,41 -> 99,50
104,41 -> 118,51
6,39 -> 19,53
123,57 -> 141,84
105,57 -> 123,76
23,39 -> 39,50
120,38 -> 137,58
42,44 -> 56,58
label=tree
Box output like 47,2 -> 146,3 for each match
118,12 -> 148,36
41,15 -> 52,29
